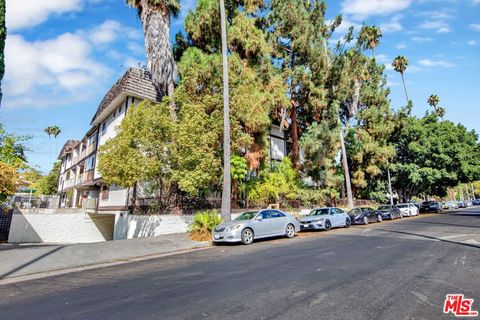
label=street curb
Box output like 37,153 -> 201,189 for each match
0,243 -> 211,286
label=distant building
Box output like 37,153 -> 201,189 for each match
57,67 -> 288,213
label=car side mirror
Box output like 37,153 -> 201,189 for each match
255,216 -> 263,221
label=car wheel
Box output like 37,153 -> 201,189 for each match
241,228 -> 254,245
377,215 -> 383,222
345,218 -> 351,228
324,220 -> 332,231
285,224 -> 295,238
363,217 -> 369,225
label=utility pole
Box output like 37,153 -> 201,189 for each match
339,125 -> 354,209
387,167 -> 394,205
219,0 -> 231,222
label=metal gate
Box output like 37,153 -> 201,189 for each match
0,208 -> 13,243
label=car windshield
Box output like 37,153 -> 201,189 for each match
309,208 -> 329,216
397,204 -> 409,208
423,201 -> 436,205
234,211 -> 258,221
378,206 -> 391,210
348,208 -> 364,215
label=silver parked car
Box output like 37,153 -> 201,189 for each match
212,209 -> 300,245
298,207 -> 351,231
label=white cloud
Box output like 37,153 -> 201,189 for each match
467,40 -> 477,45
4,33 -> 111,108
412,36 -> 433,42
380,15 -> 403,33
88,20 -> 142,45
341,0 -> 412,19
418,59 -> 455,68
473,0 -> 480,5
470,23 -> 480,32
419,19 -> 451,33
396,43 -> 407,49
6,0 -> 83,30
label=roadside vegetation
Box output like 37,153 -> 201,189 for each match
94,0 -> 480,213
189,210 -> 223,241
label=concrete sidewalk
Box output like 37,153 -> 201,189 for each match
0,233 -> 209,283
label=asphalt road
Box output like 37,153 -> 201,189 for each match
1,209 -> 480,320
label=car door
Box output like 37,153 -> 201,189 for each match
328,208 -> 340,227
334,208 -> 346,226
366,208 -> 376,222
252,211 -> 275,238
270,210 -> 288,235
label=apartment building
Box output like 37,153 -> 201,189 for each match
57,66 -> 288,213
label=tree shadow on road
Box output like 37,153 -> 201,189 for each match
375,228 -> 480,250
411,220 -> 480,229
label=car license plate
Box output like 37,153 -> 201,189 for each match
303,224 -> 309,228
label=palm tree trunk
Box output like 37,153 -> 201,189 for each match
138,0 -> 176,97
219,0 -> 231,222
290,102 -> 300,169
401,72 -> 409,104
339,121 -> 354,209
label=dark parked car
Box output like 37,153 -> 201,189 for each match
377,205 -> 402,220
420,201 -> 442,213
348,207 -> 383,225
472,199 -> 480,206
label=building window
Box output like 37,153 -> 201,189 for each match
85,155 -> 95,171
101,185 -> 109,200
101,122 -> 107,135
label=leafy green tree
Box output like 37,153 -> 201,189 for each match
98,100 -> 176,213
0,123 -> 29,200
35,162 -> 61,195
172,0 -> 287,199
268,0 -> 341,169
126,0 -> 180,96
392,56 -> 410,104
389,113 -> 480,201
230,154 -> 247,205
248,158 -> 300,206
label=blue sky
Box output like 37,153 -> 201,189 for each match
1,0 -> 479,173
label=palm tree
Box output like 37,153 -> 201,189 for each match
358,25 -> 382,59
126,0 -> 180,97
44,125 -> 62,163
219,0 -> 231,222
427,94 -> 445,120
392,56 -> 410,105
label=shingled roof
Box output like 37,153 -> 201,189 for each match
90,67 -> 162,124
58,140 -> 80,160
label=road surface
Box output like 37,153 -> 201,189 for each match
1,209 -> 479,320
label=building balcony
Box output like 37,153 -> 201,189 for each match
86,144 -> 96,156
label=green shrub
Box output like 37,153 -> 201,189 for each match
189,210 -> 223,240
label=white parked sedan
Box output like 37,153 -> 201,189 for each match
212,210 -> 300,245
298,207 -> 351,231
397,203 -> 419,217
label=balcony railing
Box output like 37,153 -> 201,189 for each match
82,198 -> 98,210
79,149 -> 87,160
64,178 -> 75,190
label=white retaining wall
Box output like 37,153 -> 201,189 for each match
114,214 -> 194,240
8,211 -> 115,243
